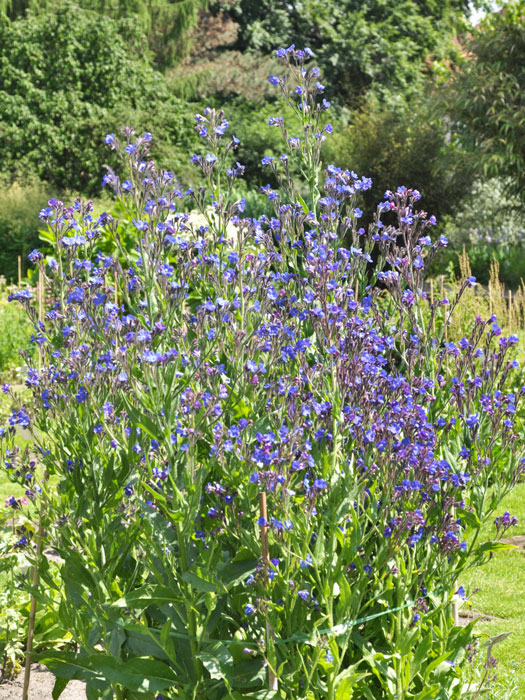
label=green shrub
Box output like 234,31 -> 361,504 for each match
0,285 -> 33,374
0,182 -> 49,283
440,178 -> 524,288
322,95 -> 472,223
0,3 -> 200,195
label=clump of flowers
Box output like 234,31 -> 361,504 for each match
3,47 -> 524,700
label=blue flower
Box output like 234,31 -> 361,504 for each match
28,249 -> 43,263
456,586 -> 467,600
300,553 -> 312,569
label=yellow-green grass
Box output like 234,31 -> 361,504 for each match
460,482 -> 525,699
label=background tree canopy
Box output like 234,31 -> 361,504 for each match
0,0 -> 523,283
0,4 -> 200,195
0,0 -> 208,68
221,0 -> 475,104
446,2 -> 525,198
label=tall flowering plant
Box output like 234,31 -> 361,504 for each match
3,47 -> 524,700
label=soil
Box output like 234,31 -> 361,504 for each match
0,665 -> 86,700
499,535 -> 525,550
457,610 -> 502,626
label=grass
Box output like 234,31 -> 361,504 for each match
460,482 -> 525,699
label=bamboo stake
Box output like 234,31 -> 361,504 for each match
430,279 -> 435,334
38,273 -> 44,371
38,273 -> 44,320
441,276 -> 448,345
22,274 -> 46,700
18,256 -> 22,286
508,290 -> 512,328
21,502 -> 45,700
259,493 -> 278,691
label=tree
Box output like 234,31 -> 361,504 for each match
220,0 -> 478,105
447,1 -> 525,198
0,0 -> 208,69
0,4 -> 199,194
322,95 -> 473,222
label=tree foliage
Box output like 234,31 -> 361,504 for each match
0,4 -> 200,194
0,0 -> 208,68
221,0 -> 476,104
322,96 -> 473,222
447,1 -> 525,197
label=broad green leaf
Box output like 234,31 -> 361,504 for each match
475,541 -> 516,555
114,585 -> 179,609
109,624 -> 126,657
52,677 -> 69,700
297,193 -> 310,215
197,642 -> 232,681
181,571 -> 218,593
219,559 -> 257,588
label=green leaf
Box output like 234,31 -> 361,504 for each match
231,659 -> 265,689
410,632 -> 432,680
109,624 -> 127,657
114,585 -> 179,609
37,651 -> 178,693
35,651 -> 101,682
296,194 -> 310,215
219,559 -> 257,589
181,571 -> 217,593
334,666 -> 368,698
85,679 -> 114,700
229,693 -> 280,700
197,642 -> 232,681
459,509 -> 482,529
88,656 -> 177,693
52,677 -> 69,700
475,540 -> 516,555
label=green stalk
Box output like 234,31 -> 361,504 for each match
176,521 -> 202,686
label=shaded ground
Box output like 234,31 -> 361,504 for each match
0,665 -> 85,700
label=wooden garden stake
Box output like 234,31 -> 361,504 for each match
441,277 -> 448,345
38,273 -> 44,371
430,279 -> 435,334
21,502 -> 45,700
22,274 -> 46,700
18,255 -> 22,286
259,492 -> 278,692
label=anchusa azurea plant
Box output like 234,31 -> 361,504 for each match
3,47 -> 524,700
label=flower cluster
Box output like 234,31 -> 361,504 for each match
3,47 -> 524,700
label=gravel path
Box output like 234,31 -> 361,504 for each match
0,665 -> 85,700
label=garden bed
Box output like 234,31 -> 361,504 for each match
0,666 -> 85,700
